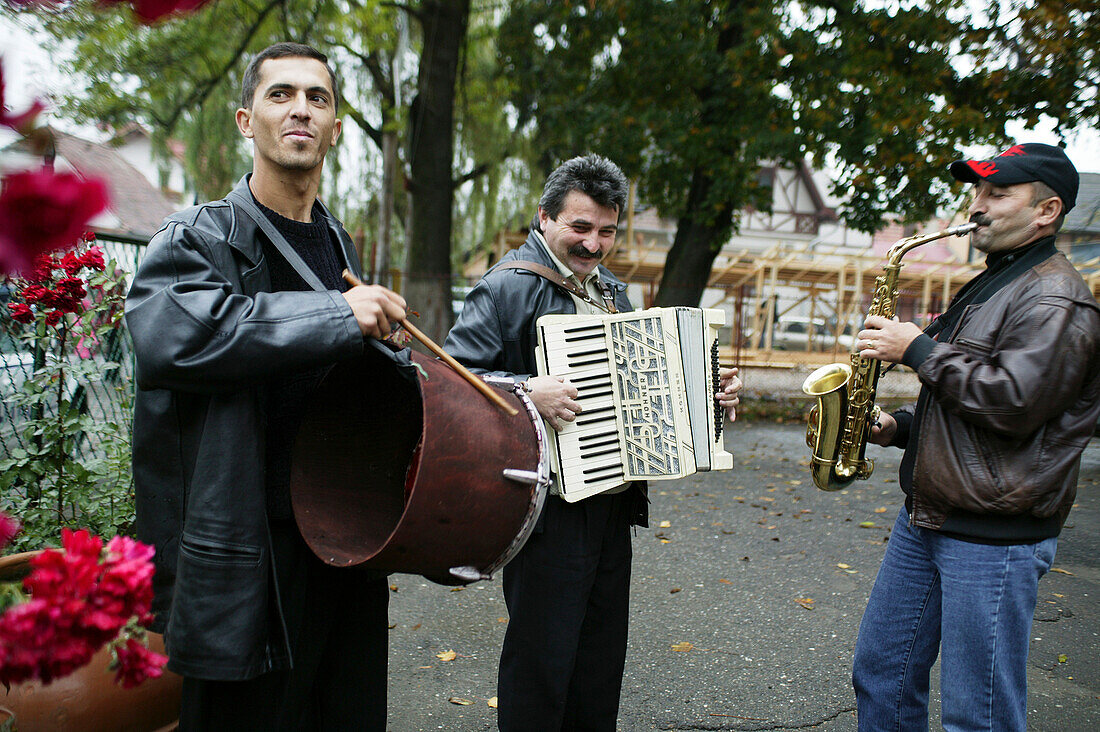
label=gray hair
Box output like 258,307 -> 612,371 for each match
538,154 -> 629,221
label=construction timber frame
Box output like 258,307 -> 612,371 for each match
600,236 -> 1100,368
479,228 -> 1100,368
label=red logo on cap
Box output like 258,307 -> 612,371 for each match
998,145 -> 1028,158
969,161 -> 998,176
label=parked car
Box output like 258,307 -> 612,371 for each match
768,317 -> 856,352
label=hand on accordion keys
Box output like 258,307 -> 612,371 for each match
716,367 -> 743,423
526,374 -> 583,432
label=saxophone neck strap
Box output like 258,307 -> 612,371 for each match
492,260 -> 618,314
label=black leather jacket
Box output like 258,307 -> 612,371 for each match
444,231 -> 648,527
125,176 -> 365,680
900,249 -> 1100,533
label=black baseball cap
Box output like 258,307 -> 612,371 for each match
949,143 -> 1078,214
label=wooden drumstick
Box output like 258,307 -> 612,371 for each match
342,270 -> 519,417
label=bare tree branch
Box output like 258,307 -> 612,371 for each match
161,0 -> 284,133
341,100 -> 384,150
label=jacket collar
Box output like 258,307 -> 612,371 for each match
507,228 -> 628,293
223,174 -> 351,273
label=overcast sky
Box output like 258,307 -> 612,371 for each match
3,14 -> 1098,173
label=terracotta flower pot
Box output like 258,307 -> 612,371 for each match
0,550 -> 182,732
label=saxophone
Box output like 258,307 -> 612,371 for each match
802,222 -> 978,491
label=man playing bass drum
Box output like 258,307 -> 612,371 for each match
853,143 -> 1100,731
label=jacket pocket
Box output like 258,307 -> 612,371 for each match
954,336 -> 994,358
167,535 -> 269,676
179,535 -> 262,566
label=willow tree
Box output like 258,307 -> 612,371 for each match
34,0 -> 506,340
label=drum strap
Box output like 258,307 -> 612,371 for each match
492,261 -> 618,314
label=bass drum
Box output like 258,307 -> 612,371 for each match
291,343 -> 550,585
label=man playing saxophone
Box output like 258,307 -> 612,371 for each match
851,143 -> 1100,731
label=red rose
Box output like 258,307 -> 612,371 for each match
60,250 -> 84,275
7,302 -> 33,324
0,169 -> 109,275
80,246 -> 106,271
44,310 -> 62,326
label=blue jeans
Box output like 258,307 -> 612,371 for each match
853,508 -> 1057,732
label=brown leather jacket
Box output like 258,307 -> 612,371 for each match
906,251 -> 1100,531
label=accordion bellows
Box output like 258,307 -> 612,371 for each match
535,307 -> 735,502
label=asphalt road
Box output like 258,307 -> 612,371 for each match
386,422 -> 1100,731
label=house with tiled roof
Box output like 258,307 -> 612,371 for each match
1,126 -> 181,243
1059,172 -> 1100,262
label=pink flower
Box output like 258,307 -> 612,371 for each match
96,0 -> 212,24
0,168 -> 109,275
0,528 -> 164,687
0,511 -> 19,548
112,637 -> 167,689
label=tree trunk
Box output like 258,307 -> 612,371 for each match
653,167 -> 734,307
405,0 -> 470,343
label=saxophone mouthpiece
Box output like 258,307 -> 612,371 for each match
952,222 -> 979,236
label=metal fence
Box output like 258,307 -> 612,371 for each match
1,235 -> 146,467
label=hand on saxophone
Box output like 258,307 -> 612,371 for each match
858,315 -> 923,363
868,411 -> 897,446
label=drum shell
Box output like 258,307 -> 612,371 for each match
291,345 -> 545,583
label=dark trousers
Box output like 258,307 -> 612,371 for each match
179,521 -> 389,731
498,491 -> 634,732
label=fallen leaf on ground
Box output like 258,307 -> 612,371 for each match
1051,568 -> 1074,576
837,563 -> 851,569
873,507 -> 888,513
795,597 -> 815,610
449,697 -> 474,706
670,587 -> 682,594
719,578 -> 732,585
437,650 -> 457,662
659,520 -> 672,528
487,697 -> 498,709
671,642 -> 694,652
1059,654 -> 1068,663
859,521 -> 876,528
450,587 -> 464,592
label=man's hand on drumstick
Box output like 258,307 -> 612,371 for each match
342,284 -> 407,339
528,375 -> 582,432
716,367 -> 743,422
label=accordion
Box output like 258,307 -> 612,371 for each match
534,307 -> 734,502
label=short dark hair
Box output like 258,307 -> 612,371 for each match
539,154 -> 629,221
241,42 -> 339,112
1031,180 -> 1067,231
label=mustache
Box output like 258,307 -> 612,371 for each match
568,244 -> 602,260
969,213 -> 992,227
